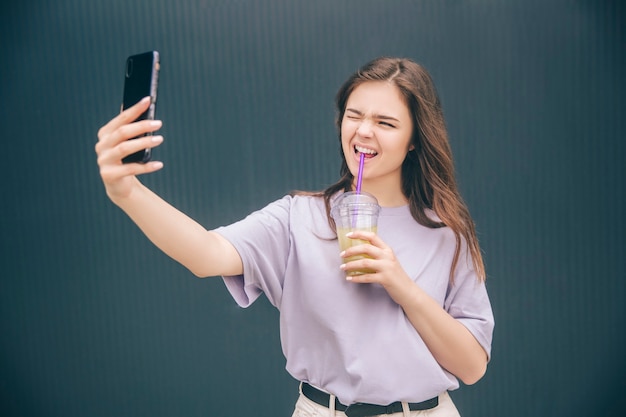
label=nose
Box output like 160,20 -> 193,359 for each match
356,119 -> 374,138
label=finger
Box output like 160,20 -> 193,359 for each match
340,262 -> 379,282
347,230 -> 388,249
340,254 -> 378,272
100,159 -> 164,183
345,273 -> 377,283
97,135 -> 163,166
341,243 -> 379,261
116,134 -> 163,161
97,96 -> 152,139
96,119 -> 162,158
114,120 -> 162,146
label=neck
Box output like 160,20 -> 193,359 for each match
355,179 -> 408,207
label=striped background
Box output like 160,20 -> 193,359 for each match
1,1 -> 624,416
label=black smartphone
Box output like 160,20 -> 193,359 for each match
121,51 -> 160,164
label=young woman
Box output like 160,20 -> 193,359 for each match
96,57 -> 494,417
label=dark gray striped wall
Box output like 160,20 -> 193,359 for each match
1,1 -> 624,416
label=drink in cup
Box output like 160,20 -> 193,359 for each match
331,191 -> 381,276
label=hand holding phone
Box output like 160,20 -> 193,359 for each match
121,51 -> 160,163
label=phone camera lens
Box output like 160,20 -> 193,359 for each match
125,58 -> 134,78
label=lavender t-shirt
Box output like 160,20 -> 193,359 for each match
215,194 -> 494,405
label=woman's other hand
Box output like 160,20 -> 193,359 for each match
339,230 -> 415,305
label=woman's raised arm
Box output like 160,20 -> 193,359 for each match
95,97 -> 243,278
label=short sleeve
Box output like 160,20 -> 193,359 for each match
213,196 -> 292,308
444,250 -> 495,360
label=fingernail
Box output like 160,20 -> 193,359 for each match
345,276 -> 353,281
151,135 -> 163,143
346,232 -> 354,237
339,264 -> 346,270
339,251 -> 346,257
151,161 -> 163,169
150,120 -> 162,127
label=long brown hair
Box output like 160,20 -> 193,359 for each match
320,57 -> 485,282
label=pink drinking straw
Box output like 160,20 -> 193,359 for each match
356,152 -> 365,194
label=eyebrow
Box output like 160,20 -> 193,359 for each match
345,108 -> 400,122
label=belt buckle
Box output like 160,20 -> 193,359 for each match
344,403 -> 384,417
344,403 -> 366,417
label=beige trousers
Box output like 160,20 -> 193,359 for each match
291,389 -> 461,417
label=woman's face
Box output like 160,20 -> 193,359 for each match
341,81 -> 414,189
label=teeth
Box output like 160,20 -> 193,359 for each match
355,145 -> 377,155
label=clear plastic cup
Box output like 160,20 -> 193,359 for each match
331,191 -> 381,276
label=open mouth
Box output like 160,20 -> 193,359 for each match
354,145 -> 378,158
